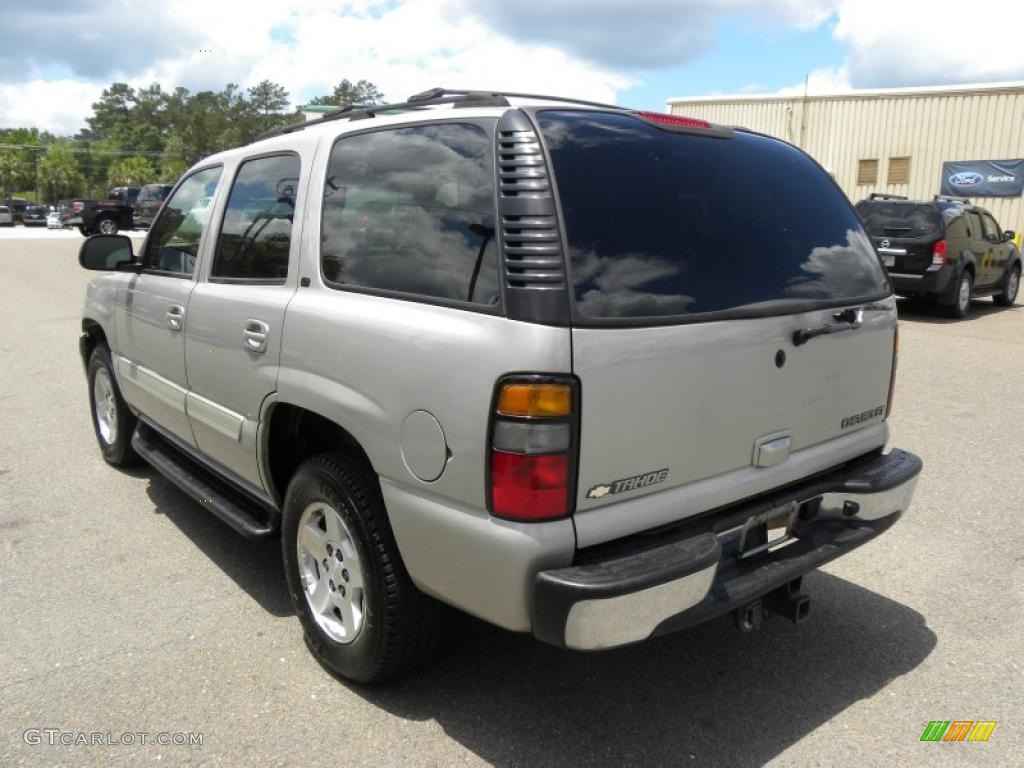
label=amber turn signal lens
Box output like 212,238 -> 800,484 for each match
497,383 -> 572,417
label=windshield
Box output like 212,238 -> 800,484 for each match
538,110 -> 889,321
854,201 -> 941,239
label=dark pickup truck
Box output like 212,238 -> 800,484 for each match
63,194 -> 135,236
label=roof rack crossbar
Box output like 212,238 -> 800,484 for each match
867,193 -> 909,201
256,91 -> 515,142
410,87 -> 625,111
256,87 -> 631,143
934,194 -> 970,204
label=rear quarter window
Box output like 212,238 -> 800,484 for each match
539,111 -> 889,322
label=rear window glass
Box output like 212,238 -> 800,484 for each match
539,111 -> 888,321
855,201 -> 941,239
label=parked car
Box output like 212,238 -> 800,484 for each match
0,205 -> 13,226
133,183 -> 174,228
63,194 -> 134,235
78,88 -> 922,683
22,204 -> 47,226
3,196 -> 31,223
855,193 -> 1021,318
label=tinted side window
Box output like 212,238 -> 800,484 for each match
981,214 -> 1000,241
539,111 -> 889,320
142,167 -> 222,276
211,154 -> 300,281
944,214 -> 968,240
967,212 -> 984,240
321,122 -> 499,305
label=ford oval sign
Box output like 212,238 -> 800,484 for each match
949,171 -> 984,186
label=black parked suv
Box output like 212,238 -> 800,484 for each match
855,194 -> 1021,318
22,204 -> 47,226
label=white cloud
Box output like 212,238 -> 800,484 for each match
0,0 -> 634,133
775,66 -> 852,96
3,0 -> 1023,134
0,79 -> 104,136
833,0 -> 1024,87
461,0 -> 837,68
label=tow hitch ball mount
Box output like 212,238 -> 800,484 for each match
734,577 -> 810,633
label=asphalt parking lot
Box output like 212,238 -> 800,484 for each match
1,232 -> 1021,767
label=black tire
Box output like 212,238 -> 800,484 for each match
282,452 -> 444,683
96,217 -> 118,235
994,264 -> 1020,307
947,271 -> 973,319
77,225 -> 89,236
87,344 -> 140,466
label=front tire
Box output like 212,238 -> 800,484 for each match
947,271 -> 973,318
994,265 -> 1020,307
282,452 -> 443,683
87,344 -> 139,466
97,217 -> 118,235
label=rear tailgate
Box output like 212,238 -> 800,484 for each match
536,111 -> 896,546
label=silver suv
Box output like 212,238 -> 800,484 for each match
78,88 -> 922,683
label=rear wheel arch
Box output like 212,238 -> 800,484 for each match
263,403 -> 377,507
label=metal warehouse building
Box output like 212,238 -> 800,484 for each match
667,82 -> 1024,234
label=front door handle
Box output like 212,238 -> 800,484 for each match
243,319 -> 270,353
166,304 -> 185,331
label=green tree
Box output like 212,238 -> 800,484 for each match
38,142 -> 84,201
108,156 -> 155,187
159,133 -> 189,181
86,83 -> 137,142
308,79 -> 385,107
0,149 -> 23,198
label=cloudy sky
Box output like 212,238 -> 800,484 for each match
1,0 -> 1023,134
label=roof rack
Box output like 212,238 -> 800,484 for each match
255,87 -> 629,142
934,194 -> 970,204
868,193 -> 908,201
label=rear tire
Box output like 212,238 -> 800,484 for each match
947,272 -> 973,318
87,344 -> 140,466
77,225 -> 89,236
282,452 -> 444,683
994,265 -> 1020,307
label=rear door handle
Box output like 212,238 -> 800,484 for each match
243,319 -> 270,353
166,304 -> 185,331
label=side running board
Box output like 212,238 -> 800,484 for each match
132,422 -> 278,539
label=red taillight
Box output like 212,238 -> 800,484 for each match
491,452 -> 569,520
636,110 -> 710,129
932,239 -> 948,266
489,377 -> 576,521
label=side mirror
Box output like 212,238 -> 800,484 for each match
1002,230 -> 1016,243
79,234 -> 140,271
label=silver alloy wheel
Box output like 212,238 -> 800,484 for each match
959,276 -> 971,312
93,367 -> 118,445
98,218 -> 117,235
1007,270 -> 1019,301
296,502 -> 366,644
